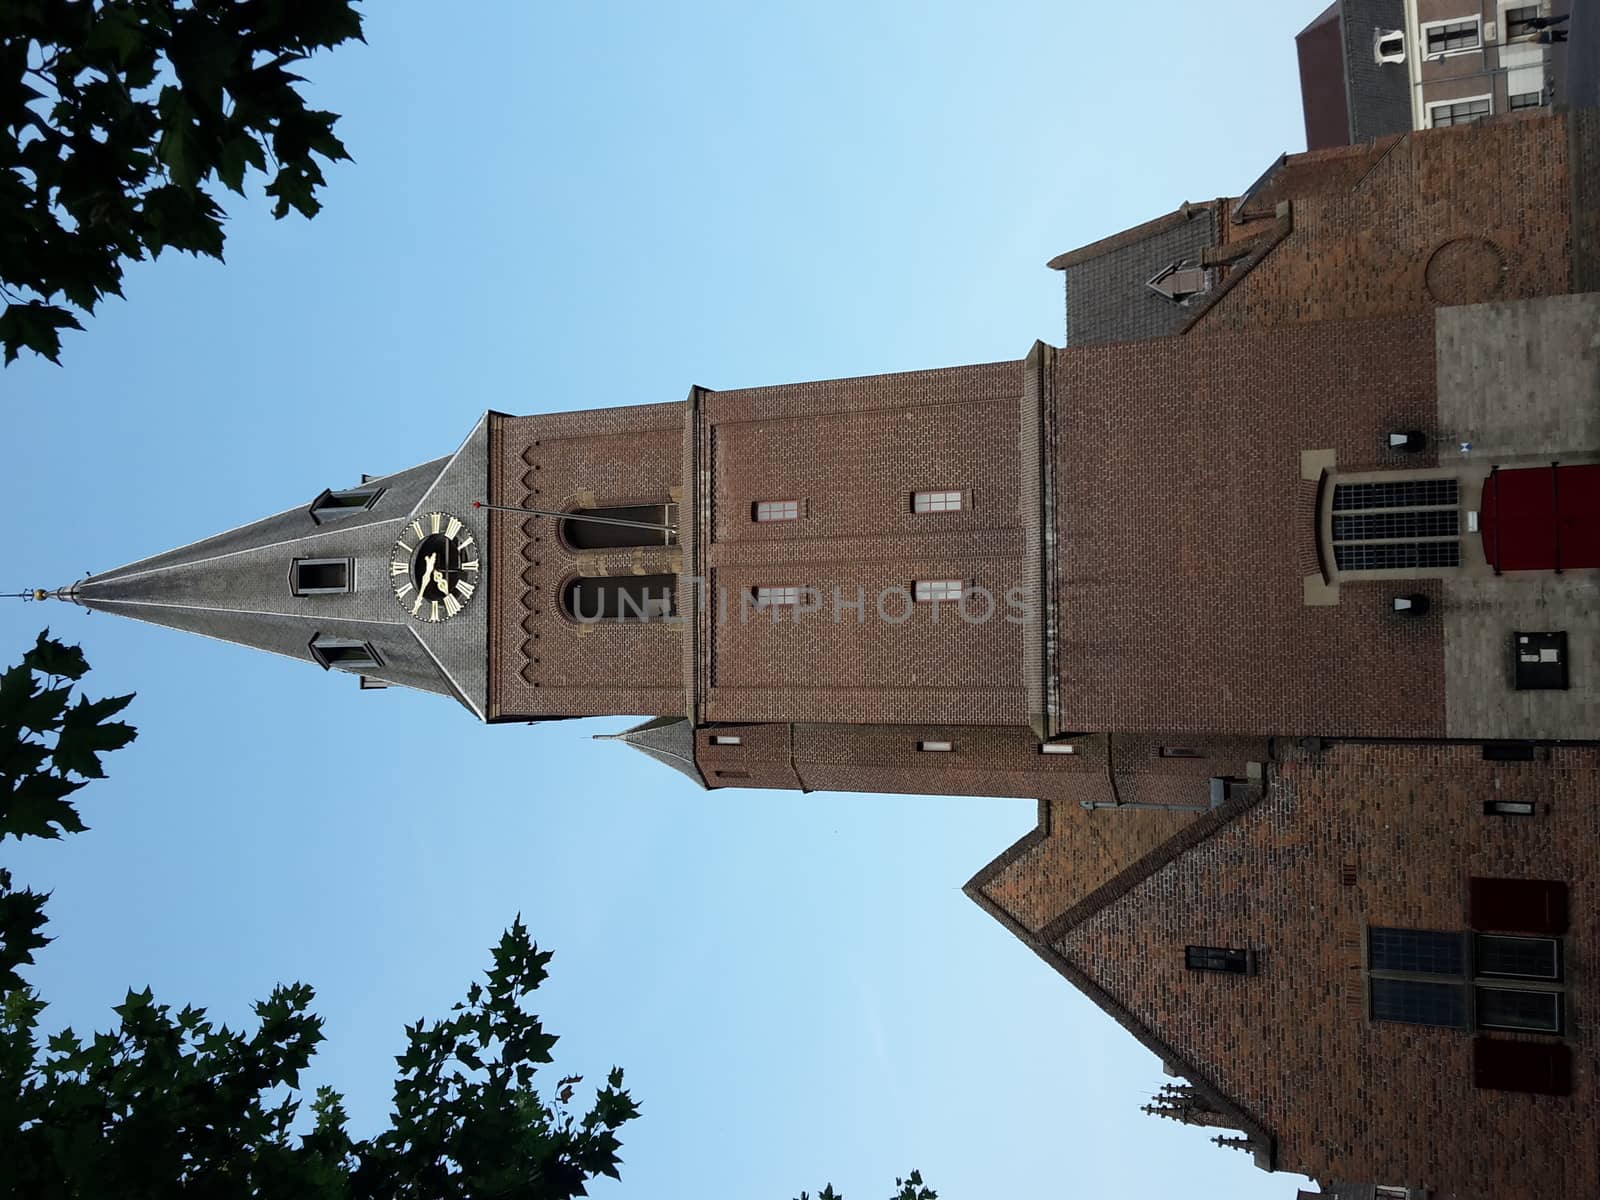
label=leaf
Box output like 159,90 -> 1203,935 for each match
2,771 -> 88,840
0,879 -> 51,991
0,300 -> 83,366
52,692 -> 137,779
21,632 -> 89,683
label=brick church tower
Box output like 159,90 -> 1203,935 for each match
44,108 -> 1600,1199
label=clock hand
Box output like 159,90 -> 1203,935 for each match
433,569 -> 451,596
420,553 -> 437,596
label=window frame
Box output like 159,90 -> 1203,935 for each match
917,740 -> 954,753
1420,16 -> 1482,58
1427,95 -> 1493,128
750,584 -> 805,608
1321,470 -> 1467,580
752,499 -> 802,523
1365,926 -> 1566,1034
290,556 -> 355,596
309,485 -> 385,525
1508,90 -> 1544,111
1504,5 -> 1541,38
911,489 -> 964,514
912,579 -> 966,603
1184,946 -> 1256,975
308,635 -> 382,672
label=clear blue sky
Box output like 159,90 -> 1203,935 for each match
5,3 -> 1320,1195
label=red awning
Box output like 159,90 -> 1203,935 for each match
1479,464 -> 1600,572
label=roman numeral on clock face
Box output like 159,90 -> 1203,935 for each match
455,579 -> 475,599
391,561 -> 408,576
445,516 -> 462,539
443,593 -> 462,617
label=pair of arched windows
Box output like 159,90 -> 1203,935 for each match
557,504 -> 677,621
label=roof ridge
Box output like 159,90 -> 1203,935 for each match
1040,787 -> 1264,944
962,796 -> 1277,1164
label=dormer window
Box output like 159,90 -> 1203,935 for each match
291,557 -> 354,595
310,485 -> 384,524
1147,262 -> 1208,302
309,635 -> 381,671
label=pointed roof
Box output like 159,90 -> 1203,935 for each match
595,716 -> 706,788
52,414 -> 495,718
965,789 -> 1276,1167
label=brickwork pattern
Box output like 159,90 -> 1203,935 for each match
490,404 -> 688,719
1198,114 -> 1573,332
1049,742 -> 1599,1198
1053,314 -> 1447,736
697,362 -> 1028,726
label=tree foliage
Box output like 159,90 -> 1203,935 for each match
0,0 -> 363,364
795,1169 -> 939,1200
0,629 -> 136,990
0,917 -> 640,1199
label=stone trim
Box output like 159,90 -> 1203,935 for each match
1046,202 -> 1218,271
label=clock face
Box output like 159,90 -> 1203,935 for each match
390,511 -> 480,622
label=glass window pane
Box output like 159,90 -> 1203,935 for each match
1333,479 -> 1458,510
1370,978 -> 1467,1027
1370,928 -> 1465,974
1475,935 -> 1560,980
1476,987 -> 1561,1032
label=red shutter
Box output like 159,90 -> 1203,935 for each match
1469,878 -> 1569,934
1479,464 -> 1600,572
1473,1037 -> 1572,1095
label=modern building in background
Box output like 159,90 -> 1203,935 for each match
40,105 -> 1600,1198
1297,0 -> 1570,147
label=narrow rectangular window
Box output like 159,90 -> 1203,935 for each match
715,769 -> 750,780
291,557 -> 354,596
912,490 -> 963,513
918,740 -> 953,752
752,585 -> 802,607
1040,742 -> 1077,755
913,579 -> 964,602
1484,799 -> 1534,816
1474,935 -> 1560,980
1160,746 -> 1202,759
1509,91 -> 1544,110
1369,977 -> 1467,1027
309,636 -> 381,672
1476,987 -> 1562,1033
752,499 -> 800,523
710,735 -> 742,746
1369,928 -> 1466,975
1184,946 -> 1253,974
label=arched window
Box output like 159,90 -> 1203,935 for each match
1328,477 -> 1462,572
561,504 -> 677,550
562,575 -> 677,622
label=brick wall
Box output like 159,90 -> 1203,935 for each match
1196,113 -> 1572,331
696,361 -> 1028,726
489,404 -> 688,719
1052,313 -> 1447,737
1043,742 -> 1599,1197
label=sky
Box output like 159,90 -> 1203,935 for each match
4,3 -> 1320,1195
